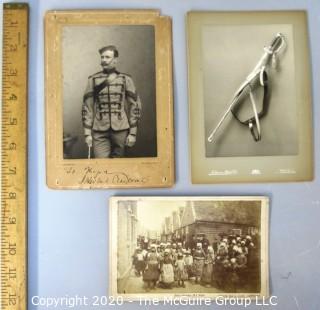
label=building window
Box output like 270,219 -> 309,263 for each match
248,227 -> 258,235
231,229 -> 242,236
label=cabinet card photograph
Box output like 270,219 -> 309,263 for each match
109,197 -> 269,300
188,11 -> 313,183
45,10 -> 174,188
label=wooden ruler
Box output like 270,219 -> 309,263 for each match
1,3 -> 28,310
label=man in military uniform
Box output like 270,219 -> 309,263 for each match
82,45 -> 142,158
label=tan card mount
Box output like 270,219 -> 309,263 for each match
45,10 -> 174,189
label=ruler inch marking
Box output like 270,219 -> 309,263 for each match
1,3 -> 28,310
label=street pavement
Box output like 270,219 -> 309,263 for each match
123,269 -> 225,294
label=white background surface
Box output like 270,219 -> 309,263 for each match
1,0 -> 320,309
202,23 -> 297,157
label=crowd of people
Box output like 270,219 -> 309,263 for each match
132,233 -> 260,292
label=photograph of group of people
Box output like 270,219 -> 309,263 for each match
113,198 -> 267,297
132,233 -> 260,293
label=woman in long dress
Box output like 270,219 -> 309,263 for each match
201,246 -> 215,286
175,253 -> 188,287
193,243 -> 206,284
159,250 -> 175,288
213,241 -> 228,288
143,247 -> 160,291
184,250 -> 194,279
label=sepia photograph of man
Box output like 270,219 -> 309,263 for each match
82,45 -> 142,158
62,25 -> 157,159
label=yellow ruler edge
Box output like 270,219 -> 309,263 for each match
1,3 -> 28,310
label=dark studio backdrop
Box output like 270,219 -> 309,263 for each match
62,25 -> 157,159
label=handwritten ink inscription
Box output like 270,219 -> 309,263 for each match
64,166 -> 149,185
